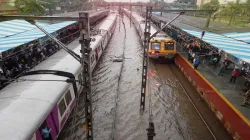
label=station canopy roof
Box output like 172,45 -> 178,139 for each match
182,29 -> 250,63
0,20 -> 76,53
223,32 -> 250,44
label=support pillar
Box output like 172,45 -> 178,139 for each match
79,12 -> 93,140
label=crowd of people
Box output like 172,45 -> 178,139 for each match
165,25 -> 250,107
0,24 -> 80,88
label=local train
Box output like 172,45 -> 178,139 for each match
0,13 -> 117,140
122,9 -> 177,60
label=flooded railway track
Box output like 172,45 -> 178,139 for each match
150,61 -> 232,140
58,14 -> 232,140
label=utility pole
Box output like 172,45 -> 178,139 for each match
79,12 -> 94,140
140,6 -> 152,111
205,11 -> 212,28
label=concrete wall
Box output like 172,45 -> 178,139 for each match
175,53 -> 250,140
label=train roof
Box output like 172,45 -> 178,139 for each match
151,34 -> 174,41
124,9 -> 166,36
0,13 -> 117,140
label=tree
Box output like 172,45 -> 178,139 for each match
210,0 -> 219,5
246,0 -> 250,22
226,0 -> 241,25
201,0 -> 219,10
15,0 -> 56,15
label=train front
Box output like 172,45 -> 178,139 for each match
148,34 -> 176,61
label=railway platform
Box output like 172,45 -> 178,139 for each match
175,53 -> 250,140
180,51 -> 250,117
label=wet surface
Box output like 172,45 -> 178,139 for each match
58,15 -> 231,140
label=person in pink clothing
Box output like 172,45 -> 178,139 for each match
229,69 -> 240,83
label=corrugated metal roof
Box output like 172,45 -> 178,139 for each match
0,20 -> 76,52
223,32 -> 250,44
0,20 -> 49,38
183,29 -> 250,63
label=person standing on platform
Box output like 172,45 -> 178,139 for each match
218,62 -> 226,76
194,58 -> 201,70
201,31 -> 205,39
241,89 -> 250,107
229,69 -> 240,83
223,57 -> 231,70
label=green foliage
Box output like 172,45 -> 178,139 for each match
15,0 -> 56,15
210,0 -> 219,5
201,0 -> 219,10
217,0 -> 250,25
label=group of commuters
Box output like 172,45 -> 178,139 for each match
0,24 -> 80,88
167,25 -> 250,107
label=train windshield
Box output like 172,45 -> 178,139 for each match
165,42 -> 174,50
151,42 -> 160,50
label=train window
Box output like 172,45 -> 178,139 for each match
164,43 -> 174,50
58,99 -> 67,117
151,42 -> 160,50
65,90 -> 72,106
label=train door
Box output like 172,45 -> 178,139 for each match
47,109 -> 59,138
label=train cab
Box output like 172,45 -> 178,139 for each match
148,34 -> 177,60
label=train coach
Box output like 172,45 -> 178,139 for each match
122,9 -> 177,61
0,13 -> 117,140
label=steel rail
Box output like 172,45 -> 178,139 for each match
168,65 -> 217,140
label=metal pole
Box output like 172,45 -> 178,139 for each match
79,12 -> 93,140
160,6 -> 162,16
140,6 -> 152,111
205,12 -> 212,28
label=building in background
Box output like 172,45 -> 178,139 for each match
0,2 -> 18,15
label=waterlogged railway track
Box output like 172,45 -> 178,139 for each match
58,14 -> 232,140
150,61 -> 232,140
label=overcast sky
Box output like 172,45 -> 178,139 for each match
105,0 -> 175,3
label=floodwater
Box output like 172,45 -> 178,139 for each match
58,15 -> 224,140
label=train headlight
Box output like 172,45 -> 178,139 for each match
151,50 -> 156,54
